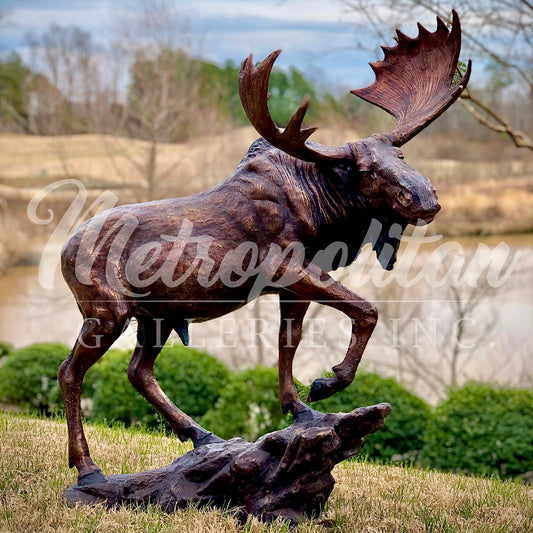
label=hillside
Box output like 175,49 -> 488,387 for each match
0,129 -> 532,272
1,128 -> 531,220
0,411 -> 531,532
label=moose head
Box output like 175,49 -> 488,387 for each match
239,9 -> 470,244
58,11 -> 470,485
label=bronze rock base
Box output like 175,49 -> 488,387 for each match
64,403 -> 391,524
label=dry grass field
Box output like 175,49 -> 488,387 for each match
0,129 -> 259,197
0,129 -> 532,272
0,411 -> 531,533
1,128 -> 531,215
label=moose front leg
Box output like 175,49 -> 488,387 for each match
278,294 -> 327,424
281,262 -> 377,404
278,294 -> 313,419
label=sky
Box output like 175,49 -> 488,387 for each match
0,0 -> 394,91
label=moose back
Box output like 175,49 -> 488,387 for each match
59,12 -> 470,484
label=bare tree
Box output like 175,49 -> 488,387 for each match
374,283 -> 496,393
365,248 -> 515,400
99,0 -> 223,201
336,0 -> 533,150
26,24 -> 102,135
22,0 -> 222,202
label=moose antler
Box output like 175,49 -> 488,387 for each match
239,50 -> 352,163
239,11 -> 470,160
352,10 -> 472,146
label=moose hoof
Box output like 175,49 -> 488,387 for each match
77,468 -> 107,487
193,431 -> 225,448
307,377 -> 337,403
293,405 -> 326,424
281,400 -> 325,423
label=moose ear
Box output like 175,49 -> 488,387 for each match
316,160 -> 353,188
372,221 -> 406,270
350,139 -> 374,174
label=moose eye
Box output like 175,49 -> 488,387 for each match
398,190 -> 412,206
335,162 -> 350,172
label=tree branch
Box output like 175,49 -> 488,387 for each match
459,92 -> 533,150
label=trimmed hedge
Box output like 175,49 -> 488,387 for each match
201,365 -> 291,441
0,341 -> 12,358
90,344 -> 230,429
422,383 -> 533,478
0,342 -> 70,415
309,371 -> 431,461
2,340 -> 530,480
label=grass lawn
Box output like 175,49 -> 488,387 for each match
0,411 -> 531,532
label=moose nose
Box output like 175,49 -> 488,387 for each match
430,200 -> 441,215
422,200 -> 441,223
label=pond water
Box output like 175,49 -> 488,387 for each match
0,232 -> 531,402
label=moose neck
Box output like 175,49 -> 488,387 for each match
267,146 -> 375,263
273,149 -> 406,271
238,139 -> 405,271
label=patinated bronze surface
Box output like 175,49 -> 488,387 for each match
58,10 -> 470,503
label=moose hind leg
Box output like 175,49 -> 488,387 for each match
127,318 -> 223,447
58,317 -> 125,484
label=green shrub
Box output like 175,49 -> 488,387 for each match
0,341 -> 12,358
422,383 -> 533,478
0,342 -> 70,415
309,371 -> 431,462
201,365 -> 291,441
90,344 -> 230,429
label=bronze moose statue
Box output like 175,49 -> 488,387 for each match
59,11 -> 470,485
